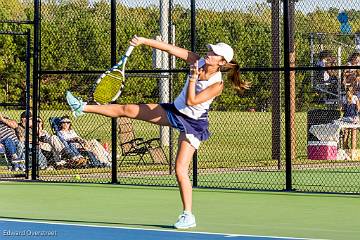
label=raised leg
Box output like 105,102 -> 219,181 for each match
66,91 -> 170,126
84,103 -> 170,126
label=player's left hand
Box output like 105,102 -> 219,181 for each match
190,60 -> 199,79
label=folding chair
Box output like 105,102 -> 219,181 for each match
117,117 -> 168,166
49,117 -> 62,135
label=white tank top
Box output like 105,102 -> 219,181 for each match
174,58 -> 222,120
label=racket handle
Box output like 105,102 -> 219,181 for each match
125,46 -> 135,57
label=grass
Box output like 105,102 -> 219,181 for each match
1,109 -> 360,193
0,109 -> 326,164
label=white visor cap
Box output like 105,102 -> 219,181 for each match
207,42 -> 234,63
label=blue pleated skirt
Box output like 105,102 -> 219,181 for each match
160,103 -> 210,149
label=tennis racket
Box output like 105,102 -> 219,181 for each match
92,45 -> 134,104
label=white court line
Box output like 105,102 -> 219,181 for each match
0,218 -> 326,240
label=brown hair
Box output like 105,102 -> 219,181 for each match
346,86 -> 354,104
221,60 -> 251,94
319,50 -> 333,61
37,117 -> 44,129
20,110 -> 32,120
348,52 -> 360,63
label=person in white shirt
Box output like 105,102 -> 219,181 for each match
341,86 -> 360,149
57,116 -> 110,167
66,36 -> 250,229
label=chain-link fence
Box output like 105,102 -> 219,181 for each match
1,0 -> 360,194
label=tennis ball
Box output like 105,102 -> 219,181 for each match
74,174 -> 81,180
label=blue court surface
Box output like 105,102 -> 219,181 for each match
0,219 -> 316,240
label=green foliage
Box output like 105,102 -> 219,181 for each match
0,0 -> 29,104
1,1 -> 360,110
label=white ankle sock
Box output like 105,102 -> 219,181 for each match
183,210 -> 192,215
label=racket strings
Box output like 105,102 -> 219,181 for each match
93,71 -> 125,104
92,54 -> 130,104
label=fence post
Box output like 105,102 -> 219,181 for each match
25,29 -> 31,179
32,0 -> 40,180
190,0 -> 198,187
271,0 -> 281,168
283,0 -> 293,191
111,0 -> 118,184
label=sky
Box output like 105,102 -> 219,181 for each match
115,0 -> 360,14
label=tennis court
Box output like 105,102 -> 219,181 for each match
0,219 -> 310,240
2,0 -> 360,240
0,182 -> 359,240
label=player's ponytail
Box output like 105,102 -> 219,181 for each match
221,60 -> 251,94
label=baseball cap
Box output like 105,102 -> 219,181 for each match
207,42 -> 234,63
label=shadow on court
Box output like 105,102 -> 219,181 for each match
0,215 -> 174,229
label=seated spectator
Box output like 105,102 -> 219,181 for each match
15,111 -> 49,170
344,52 -> 360,79
341,86 -> 360,149
315,50 -> 338,85
37,117 -> 67,168
0,113 -> 24,171
38,116 -> 94,168
57,116 -> 111,167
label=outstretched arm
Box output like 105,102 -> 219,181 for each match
186,61 -> 223,106
130,36 -> 200,65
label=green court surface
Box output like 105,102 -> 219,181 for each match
0,182 -> 359,240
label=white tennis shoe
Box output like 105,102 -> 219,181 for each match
174,211 -> 196,229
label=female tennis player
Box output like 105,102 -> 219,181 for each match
66,35 -> 250,229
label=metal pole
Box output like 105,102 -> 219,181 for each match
168,0 -> 174,174
25,29 -> 31,179
271,0 -> 281,168
193,152 -> 198,187
159,0 -> 170,147
337,46 -> 342,109
32,0 -> 40,180
0,20 -> 34,24
111,0 -> 118,184
190,0 -> 198,187
310,33 -> 314,86
283,0 -> 292,191
289,0 -> 296,164
190,0 -> 196,53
